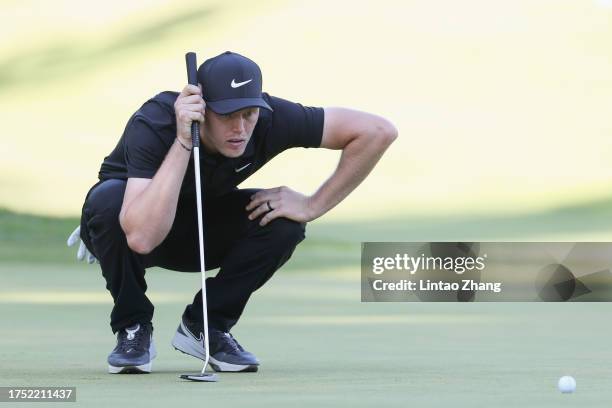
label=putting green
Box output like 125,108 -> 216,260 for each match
1,262 -> 611,407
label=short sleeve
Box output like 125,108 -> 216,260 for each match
262,95 -> 324,158
124,100 -> 175,179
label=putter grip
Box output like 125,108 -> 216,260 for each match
185,52 -> 200,148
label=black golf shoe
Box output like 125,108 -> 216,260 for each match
207,327 -> 260,372
171,309 -> 259,372
108,322 -> 156,374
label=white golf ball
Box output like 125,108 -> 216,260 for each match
558,376 -> 576,393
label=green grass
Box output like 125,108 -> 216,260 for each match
2,263 -> 612,407
2,208 -> 612,406
5,194 -> 612,266
0,207 -> 360,267
0,209 -> 80,263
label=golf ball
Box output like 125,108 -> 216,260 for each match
558,376 -> 576,393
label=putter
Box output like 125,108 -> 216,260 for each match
179,52 -> 218,383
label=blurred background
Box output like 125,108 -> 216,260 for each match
2,1 -> 612,404
1,0 -> 612,260
1,0 -> 611,221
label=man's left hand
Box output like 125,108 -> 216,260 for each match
246,186 -> 316,226
67,226 -> 99,264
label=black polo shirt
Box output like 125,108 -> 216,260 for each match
98,91 -> 324,199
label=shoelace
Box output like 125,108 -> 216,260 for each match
212,330 -> 241,353
120,324 -> 148,352
228,333 -> 245,352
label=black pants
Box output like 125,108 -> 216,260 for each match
80,179 -> 305,333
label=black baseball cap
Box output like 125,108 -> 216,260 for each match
198,51 -> 273,115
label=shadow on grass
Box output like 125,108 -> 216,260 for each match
310,195 -> 612,242
2,195 -> 612,266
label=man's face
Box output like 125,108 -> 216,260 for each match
201,107 -> 260,157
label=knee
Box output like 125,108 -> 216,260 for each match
85,180 -> 126,234
266,218 -> 306,248
95,204 -> 122,230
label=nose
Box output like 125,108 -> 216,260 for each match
232,117 -> 246,134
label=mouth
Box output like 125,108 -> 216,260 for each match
227,138 -> 246,149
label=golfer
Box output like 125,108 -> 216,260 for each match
68,51 -> 397,374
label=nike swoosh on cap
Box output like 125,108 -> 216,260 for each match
235,163 -> 251,173
231,79 -> 252,88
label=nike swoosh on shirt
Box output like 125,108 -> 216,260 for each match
235,163 -> 251,173
231,79 -> 252,88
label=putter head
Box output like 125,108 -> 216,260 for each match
180,373 -> 219,382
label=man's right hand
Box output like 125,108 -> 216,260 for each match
174,84 -> 205,146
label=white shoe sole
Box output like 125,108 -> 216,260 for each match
108,338 -> 156,374
208,356 -> 255,372
108,362 -> 152,374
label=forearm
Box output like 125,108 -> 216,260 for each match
120,139 -> 191,250
309,133 -> 394,219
